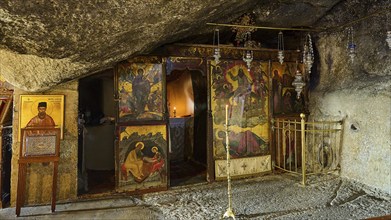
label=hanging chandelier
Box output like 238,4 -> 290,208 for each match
347,27 -> 356,63
277,31 -> 284,64
213,29 -> 221,64
302,34 -> 314,74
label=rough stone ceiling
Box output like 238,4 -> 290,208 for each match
1,0 -> 347,91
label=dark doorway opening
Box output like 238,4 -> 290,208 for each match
167,69 -> 207,187
0,92 -> 13,208
78,70 -> 116,196
1,126 -> 12,208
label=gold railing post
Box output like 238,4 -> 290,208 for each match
300,113 -> 306,186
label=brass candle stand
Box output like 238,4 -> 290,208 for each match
223,105 -> 235,219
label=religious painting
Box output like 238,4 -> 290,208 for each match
116,62 -> 164,122
20,127 -> 60,158
19,95 -> 64,141
271,62 -> 306,115
117,125 -> 167,191
210,60 -> 270,159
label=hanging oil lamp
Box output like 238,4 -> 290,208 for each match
277,31 -> 284,64
292,70 -> 306,99
242,32 -> 253,71
387,31 -> 391,49
213,29 -> 221,64
347,27 -> 356,63
243,50 -> 253,71
302,34 -> 314,74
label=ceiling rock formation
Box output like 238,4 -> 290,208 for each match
0,0 -> 383,91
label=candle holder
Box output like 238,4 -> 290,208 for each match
223,104 -> 235,219
173,108 -> 176,118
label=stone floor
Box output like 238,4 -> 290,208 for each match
1,173 -> 390,219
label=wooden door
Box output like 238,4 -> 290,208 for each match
114,57 -> 168,192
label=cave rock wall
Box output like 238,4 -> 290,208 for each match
311,13 -> 391,193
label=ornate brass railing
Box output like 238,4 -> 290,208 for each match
272,114 -> 344,185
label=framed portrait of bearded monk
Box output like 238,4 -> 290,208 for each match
19,95 -> 65,141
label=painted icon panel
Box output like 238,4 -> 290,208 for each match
19,95 -> 64,140
271,62 -> 307,115
117,125 -> 167,191
210,60 -> 270,159
117,62 -> 164,122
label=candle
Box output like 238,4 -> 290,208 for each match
173,106 -> 176,117
225,104 -> 228,126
